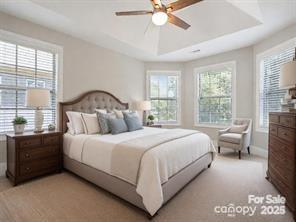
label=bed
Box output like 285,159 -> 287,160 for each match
59,90 -> 215,217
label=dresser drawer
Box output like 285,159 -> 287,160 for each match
19,157 -> 59,176
269,167 -> 295,209
269,155 -> 294,188
19,146 -> 59,163
269,124 -> 278,136
269,114 -> 280,124
269,147 -> 294,172
269,136 -> 295,156
280,115 -> 296,128
278,127 -> 295,144
43,134 -> 60,146
19,137 -> 42,149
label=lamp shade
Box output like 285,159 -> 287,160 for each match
280,60 -> 296,89
26,88 -> 51,108
136,101 -> 151,111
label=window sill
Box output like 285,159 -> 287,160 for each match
194,124 -> 228,129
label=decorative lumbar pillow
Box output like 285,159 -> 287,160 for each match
123,112 -> 143,132
96,111 -> 116,134
81,113 -> 100,134
95,109 -> 107,114
113,109 -> 124,119
229,124 -> 247,133
66,111 -> 84,134
108,118 -> 128,135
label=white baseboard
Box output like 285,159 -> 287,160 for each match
0,162 -> 6,177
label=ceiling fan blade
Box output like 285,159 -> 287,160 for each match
115,10 -> 153,16
150,0 -> 163,8
168,14 -> 190,30
167,0 -> 202,12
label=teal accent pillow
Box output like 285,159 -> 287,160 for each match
108,118 -> 128,135
123,112 -> 143,132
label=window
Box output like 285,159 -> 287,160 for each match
26,79 -> 45,88
0,38 -> 58,133
195,61 -> 236,126
147,71 -> 181,124
256,39 -> 296,131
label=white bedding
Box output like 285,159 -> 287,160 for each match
63,127 -> 215,215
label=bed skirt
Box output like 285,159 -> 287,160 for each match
63,152 -> 213,213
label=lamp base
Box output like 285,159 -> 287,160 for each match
34,108 -> 44,133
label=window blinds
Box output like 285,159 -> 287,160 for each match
259,46 -> 295,129
0,40 -> 57,133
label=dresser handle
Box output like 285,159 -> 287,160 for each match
26,167 -> 30,171
25,153 -> 30,158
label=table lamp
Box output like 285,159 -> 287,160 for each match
26,88 -> 51,133
136,101 -> 151,125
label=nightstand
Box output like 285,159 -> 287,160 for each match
146,124 -> 162,128
6,131 -> 63,186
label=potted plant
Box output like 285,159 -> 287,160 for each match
12,116 -> 27,134
147,114 -> 155,126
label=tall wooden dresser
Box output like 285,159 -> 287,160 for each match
267,112 -> 295,219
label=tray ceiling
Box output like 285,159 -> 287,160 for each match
0,0 -> 295,61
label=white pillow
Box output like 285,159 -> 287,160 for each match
229,124 -> 247,133
67,122 -> 75,135
81,113 -> 100,134
95,109 -> 107,114
66,111 -> 85,134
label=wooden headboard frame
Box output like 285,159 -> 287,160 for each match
59,90 -> 129,133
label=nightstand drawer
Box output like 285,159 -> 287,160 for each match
19,157 -> 59,176
19,137 -> 42,148
43,135 -> 60,146
20,146 -> 59,162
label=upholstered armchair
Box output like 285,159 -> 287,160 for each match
218,119 -> 252,159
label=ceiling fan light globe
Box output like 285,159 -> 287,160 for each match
152,11 -> 168,26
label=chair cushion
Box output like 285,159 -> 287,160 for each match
219,133 -> 242,144
229,124 -> 247,133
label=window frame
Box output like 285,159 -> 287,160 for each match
194,61 -> 236,128
146,70 -> 182,126
255,38 -> 296,133
0,29 -> 63,136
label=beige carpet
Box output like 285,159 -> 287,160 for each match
0,153 -> 294,222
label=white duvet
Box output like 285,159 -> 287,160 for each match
64,127 -> 215,215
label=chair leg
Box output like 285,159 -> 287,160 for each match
218,146 -> 220,153
247,146 -> 250,155
238,151 -> 241,159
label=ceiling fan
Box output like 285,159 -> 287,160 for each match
115,0 -> 203,30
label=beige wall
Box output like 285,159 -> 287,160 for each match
252,24 -> 296,150
0,12 -> 145,171
184,47 -> 253,140
144,23 -> 296,150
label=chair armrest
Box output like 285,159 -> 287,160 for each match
218,128 -> 230,135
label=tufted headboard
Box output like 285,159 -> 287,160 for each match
59,90 -> 129,133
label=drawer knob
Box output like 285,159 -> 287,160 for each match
26,167 -> 30,171
25,153 -> 30,158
